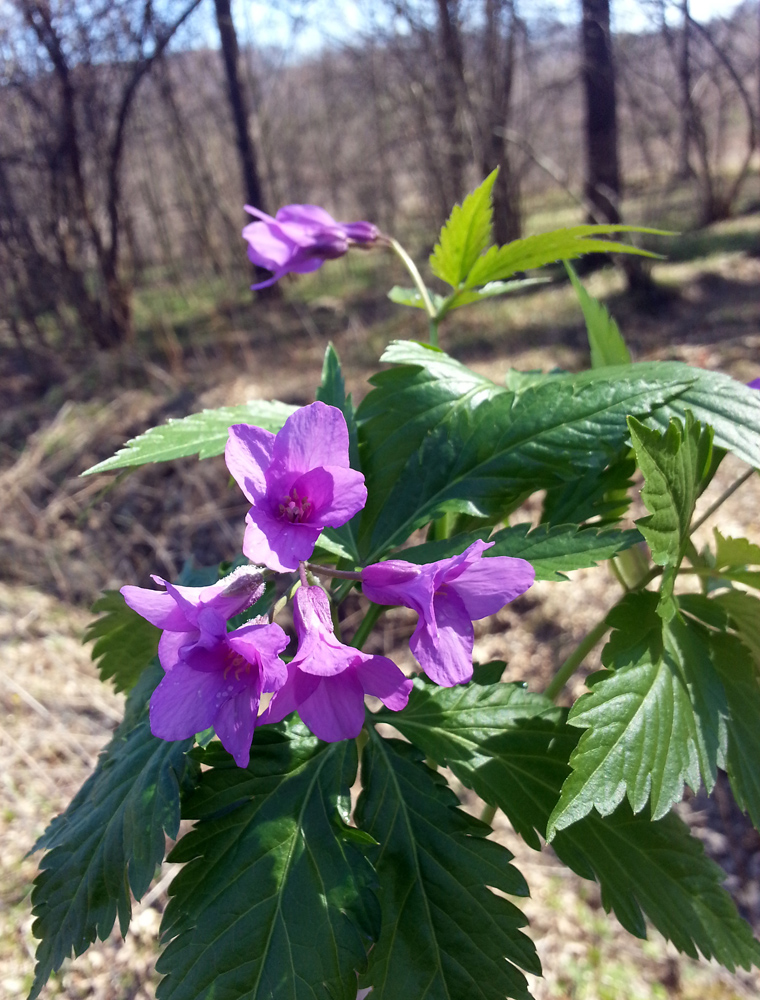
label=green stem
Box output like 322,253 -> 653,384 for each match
349,602 -> 384,651
544,617 -> 611,702
388,236 -> 439,345
690,467 -> 756,535
480,803 -> 497,827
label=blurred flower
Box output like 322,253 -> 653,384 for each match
748,378 -> 760,390
121,567 -> 287,767
243,203 -> 378,289
226,401 -> 367,573
361,540 -> 535,686
261,586 -> 412,742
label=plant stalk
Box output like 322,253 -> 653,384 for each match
544,617 -> 611,702
388,237 -> 439,345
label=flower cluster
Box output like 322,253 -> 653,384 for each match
116,262 -> 760,768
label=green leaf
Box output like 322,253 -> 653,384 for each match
465,225 -> 664,289
713,590 -> 760,664
542,452 -> 636,526
429,170 -> 498,288
710,633 -> 760,831
489,523 -> 642,581
157,729 -> 378,1000
29,666 -> 195,1000
714,528 -> 760,568
358,353 -> 694,561
442,277 -> 548,313
565,261 -> 631,367
380,680 -> 759,966
548,601 -> 727,836
356,732 -> 537,1000
83,400 -> 298,475
84,590 -> 159,693
388,285 -> 447,311
628,413 -> 713,619
380,679 -> 572,850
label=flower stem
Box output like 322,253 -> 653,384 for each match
544,617 -> 611,702
349,602 -> 384,650
306,562 -> 362,581
690,467 -> 756,535
388,237 -> 439,344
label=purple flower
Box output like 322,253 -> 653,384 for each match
748,378 -> 760,390
121,567 -> 288,767
361,540 -> 535,687
261,586 -> 412,742
226,401 -> 367,573
243,204 -> 378,289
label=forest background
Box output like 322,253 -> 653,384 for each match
2,1 -> 760,998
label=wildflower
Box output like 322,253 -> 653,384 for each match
226,401 -> 367,573
261,586 -> 412,742
749,378 -> 760,390
243,203 -> 378,289
361,540 -> 535,687
121,567 -> 287,767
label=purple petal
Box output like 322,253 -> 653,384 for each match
213,686 -> 260,767
244,204 -> 277,224
452,556 -> 535,620
291,465 -> 367,526
259,663 -> 305,725
748,378 -> 760,390
361,560 -> 425,609
227,621 -> 289,690
226,424 -> 275,505
243,220 -> 300,271
276,204 -> 339,228
243,508 -> 321,572
410,591 -> 474,686
270,402 -> 351,479
150,660 -> 234,740
297,670 -> 366,742
355,654 -> 412,711
121,584 -> 189,631
158,629 -> 194,672
341,221 -> 378,243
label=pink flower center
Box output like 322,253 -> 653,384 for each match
278,488 -> 314,523
223,649 -> 253,680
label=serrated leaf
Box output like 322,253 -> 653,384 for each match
565,261 -> 631,367
429,170 -> 498,288
710,632 -> 760,831
84,590 -> 159,693
29,665 -> 194,999
542,451 -> 636,526
465,225 -> 665,288
714,529 -> 760,570
83,400 -> 298,475
548,606 -> 727,836
713,590 -> 760,664
628,413 -> 713,619
379,680 -> 759,965
157,730 -> 378,1000
489,523 -> 642,580
356,732 -> 537,1000
443,277 -> 548,312
358,352 -> 694,561
387,285 -> 447,311
379,679 -> 571,849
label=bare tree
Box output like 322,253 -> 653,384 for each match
580,0 -> 621,224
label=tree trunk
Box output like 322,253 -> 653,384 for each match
435,0 -> 469,213
481,0 -> 521,244
676,0 -> 694,178
581,0 -> 621,225
212,0 -> 278,296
